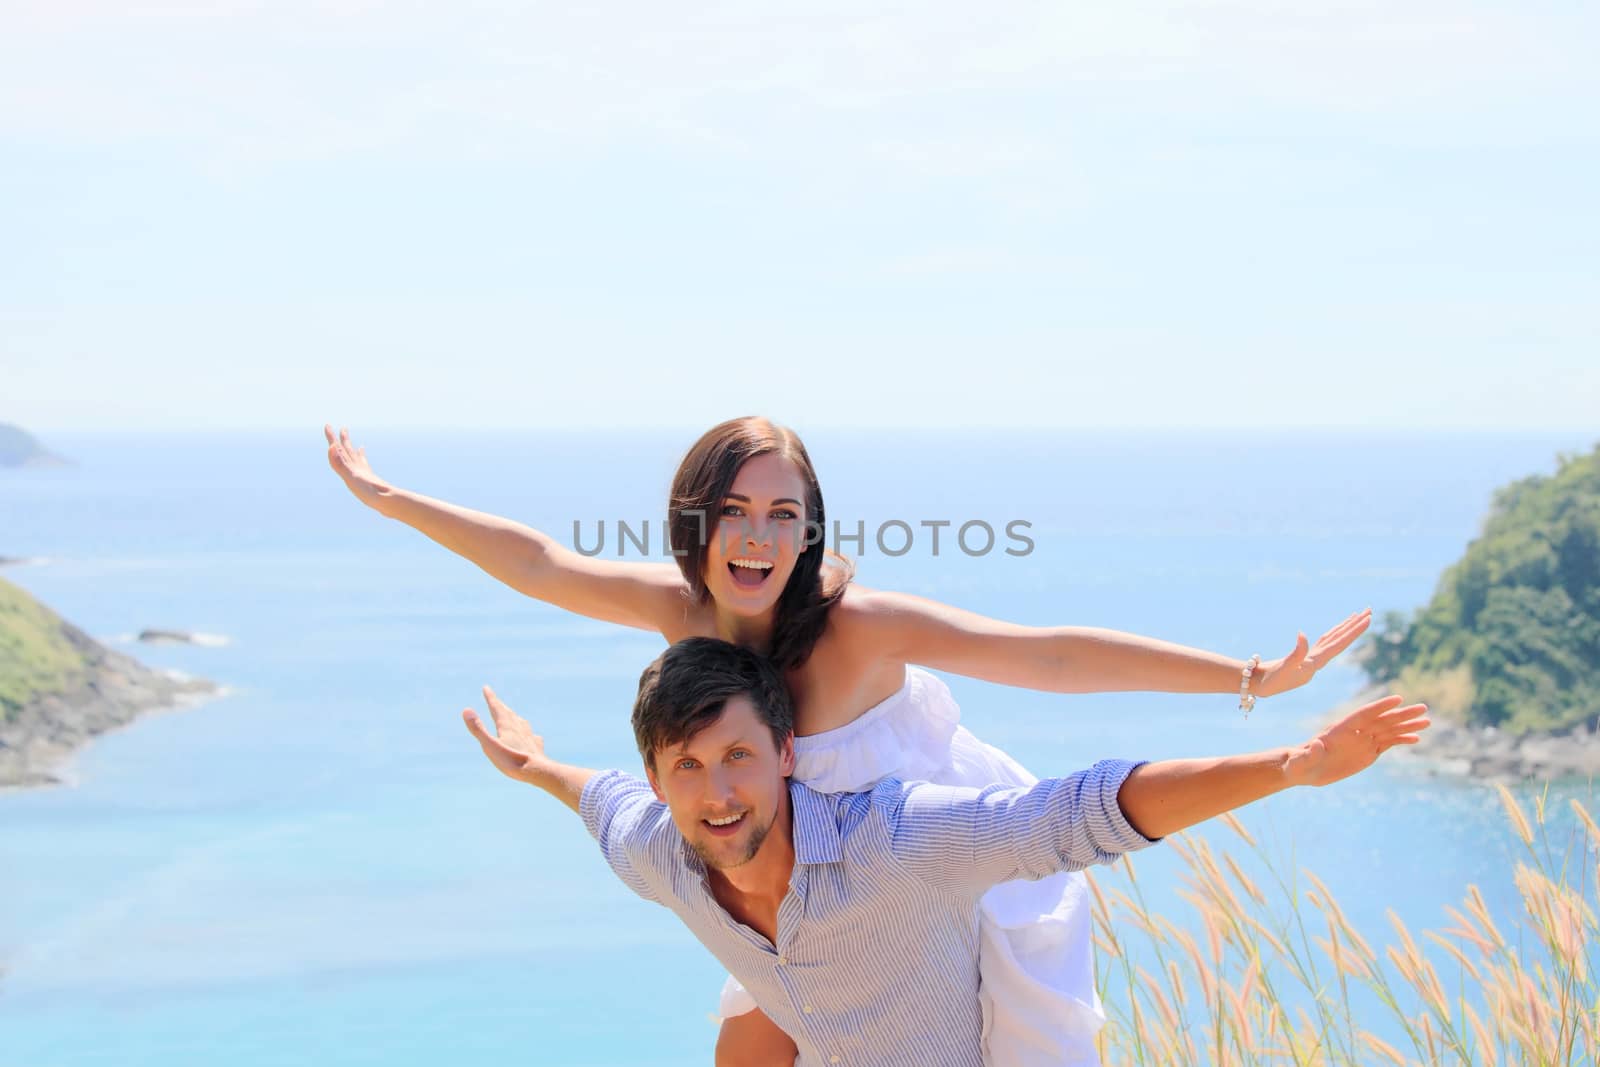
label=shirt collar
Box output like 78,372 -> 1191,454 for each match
788,779 -> 842,865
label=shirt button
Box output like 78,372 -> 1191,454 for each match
777,956 -> 788,966
803,1005 -> 813,1014
830,1057 -> 840,1064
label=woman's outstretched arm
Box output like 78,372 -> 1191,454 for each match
325,425 -> 683,632
842,587 -> 1370,699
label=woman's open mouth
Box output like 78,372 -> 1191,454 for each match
727,558 -> 774,590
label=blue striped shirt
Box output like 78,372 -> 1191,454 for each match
580,759 -> 1154,1067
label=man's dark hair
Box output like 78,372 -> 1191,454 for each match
632,637 -> 794,770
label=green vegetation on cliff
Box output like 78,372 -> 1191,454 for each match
1365,444 -> 1600,735
0,577 -> 91,722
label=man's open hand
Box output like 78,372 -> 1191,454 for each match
1285,694 -> 1430,788
463,686 -> 548,784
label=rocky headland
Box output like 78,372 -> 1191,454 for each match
1336,682 -> 1600,783
0,423 -> 70,469
1363,444 -> 1600,782
1412,717 -> 1600,781
0,577 -> 218,788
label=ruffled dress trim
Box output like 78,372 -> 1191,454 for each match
791,667 -> 961,795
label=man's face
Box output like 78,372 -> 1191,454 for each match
646,695 -> 796,871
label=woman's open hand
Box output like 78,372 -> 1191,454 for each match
324,424 -> 393,511
1252,608 -> 1373,699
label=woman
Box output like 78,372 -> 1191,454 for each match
325,419 -> 1368,1066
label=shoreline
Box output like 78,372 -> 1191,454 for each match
0,603 -> 224,790
1334,685 -> 1600,783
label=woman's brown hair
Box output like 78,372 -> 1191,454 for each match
668,417 -> 852,670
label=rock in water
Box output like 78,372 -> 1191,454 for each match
138,629 -> 194,645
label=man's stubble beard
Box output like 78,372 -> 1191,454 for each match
693,810 -> 775,871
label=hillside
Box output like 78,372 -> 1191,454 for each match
1365,445 -> 1600,746
0,577 -> 216,787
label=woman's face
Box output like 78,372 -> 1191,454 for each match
701,452 -> 810,620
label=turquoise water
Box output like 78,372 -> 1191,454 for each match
2,430 -> 1595,1065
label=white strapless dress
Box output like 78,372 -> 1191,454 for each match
718,667 -> 1103,1067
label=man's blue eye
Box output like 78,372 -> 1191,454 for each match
730,750 -> 749,760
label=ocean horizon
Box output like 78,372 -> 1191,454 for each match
3,428 -> 1597,1065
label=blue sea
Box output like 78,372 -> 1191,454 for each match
2,429 -> 1596,1066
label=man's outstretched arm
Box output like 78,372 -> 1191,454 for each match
1116,694 -> 1430,840
462,685 -> 596,813
461,687 -> 666,904
892,693 -> 1429,893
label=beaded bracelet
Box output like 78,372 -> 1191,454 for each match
1239,654 -> 1262,718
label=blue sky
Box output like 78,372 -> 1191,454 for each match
3,1 -> 1597,431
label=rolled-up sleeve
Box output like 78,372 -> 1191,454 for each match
579,769 -> 667,903
887,759 -> 1158,895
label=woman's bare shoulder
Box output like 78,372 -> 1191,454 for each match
826,583 -> 914,644
832,583 -> 938,621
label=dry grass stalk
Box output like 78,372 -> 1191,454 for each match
1580,1003 -> 1600,1064
1090,797 -> 1600,1067
1133,1005 -> 1160,1061
1420,959 -> 1451,1021
1198,903 -> 1226,971
1316,928 -> 1371,982
1168,958 -> 1189,1010
1293,1007 -> 1326,1063
1359,1030 -> 1407,1065
1223,851 -> 1268,908
1194,839 -> 1248,917
1238,954 -> 1261,1004
1305,869 -> 1379,966
1441,903 -> 1496,957
1466,884 -> 1507,950
1092,930 -> 1119,959
1174,924 -> 1218,1007
1423,929 -> 1484,983
1387,909 -> 1424,972
1223,979 -> 1253,1049
1221,810 -> 1257,848
1112,888 -> 1160,938
1496,783 -> 1534,846
1420,1009 -> 1438,1061
1516,969 -> 1552,1058
1572,797 -> 1600,845
1463,1000 -> 1498,1067
1138,964 -> 1181,1034
1385,945 -> 1420,990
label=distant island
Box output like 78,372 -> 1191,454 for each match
0,577 -> 217,788
0,423 -> 70,468
1365,444 -> 1600,779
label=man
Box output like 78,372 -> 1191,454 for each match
462,638 -> 1428,1067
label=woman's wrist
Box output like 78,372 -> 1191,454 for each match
369,482 -> 408,520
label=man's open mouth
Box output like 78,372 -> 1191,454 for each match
703,812 -> 747,836
728,558 -> 774,589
